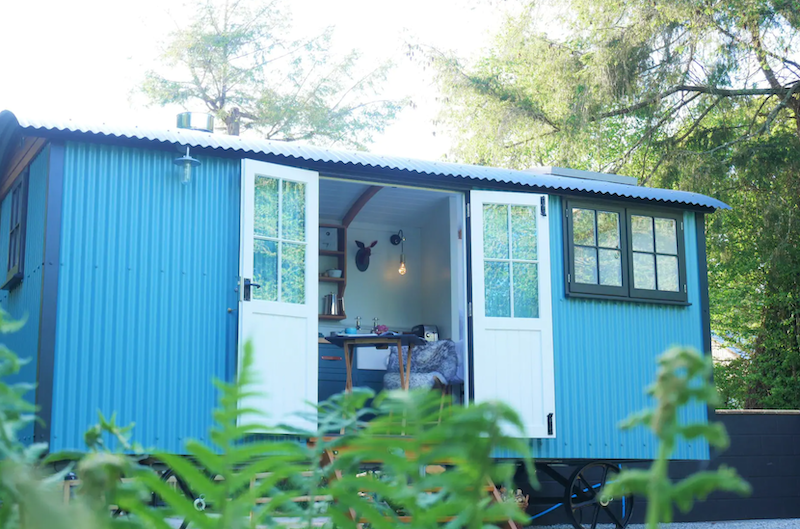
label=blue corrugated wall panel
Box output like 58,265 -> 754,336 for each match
495,195 -> 709,461
0,146 -> 49,443
50,142 -> 240,453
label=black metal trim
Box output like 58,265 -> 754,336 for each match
564,291 -> 691,306
695,213 -> 711,355
34,142 -> 64,444
464,191 -> 475,403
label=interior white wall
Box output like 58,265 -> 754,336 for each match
420,197 -> 454,339
319,222 -> 423,336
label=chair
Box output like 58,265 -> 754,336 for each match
383,339 -> 459,391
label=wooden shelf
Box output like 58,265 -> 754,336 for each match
319,224 -> 347,322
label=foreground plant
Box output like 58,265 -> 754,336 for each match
0,309 -> 154,529
602,347 -> 751,528
131,341 -> 535,529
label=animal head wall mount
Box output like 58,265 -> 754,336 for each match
355,240 -> 378,271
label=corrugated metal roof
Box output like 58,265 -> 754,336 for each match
6,111 -> 729,210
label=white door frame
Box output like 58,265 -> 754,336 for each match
468,190 -> 555,438
238,159 -> 319,431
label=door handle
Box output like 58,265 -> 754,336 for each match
243,278 -> 261,301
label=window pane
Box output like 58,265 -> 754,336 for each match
253,239 -> 278,301
631,215 -> 654,252
655,218 -> 677,255
572,208 -> 596,246
513,262 -> 539,318
254,176 -> 279,238
8,232 -> 16,269
485,261 -> 511,317
656,255 -> 680,292
511,205 -> 537,260
10,188 -> 18,224
633,252 -> 656,290
483,204 -> 509,259
598,249 -> 622,286
597,211 -> 620,249
281,180 -> 306,242
281,243 -> 305,303
574,246 -> 598,284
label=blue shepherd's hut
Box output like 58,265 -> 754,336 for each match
0,109 -> 727,463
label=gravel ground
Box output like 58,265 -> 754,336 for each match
536,521 -> 800,529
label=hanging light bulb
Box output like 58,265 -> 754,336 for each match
390,230 -> 407,276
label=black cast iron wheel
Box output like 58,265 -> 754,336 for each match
564,462 -> 634,529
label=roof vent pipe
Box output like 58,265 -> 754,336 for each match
176,112 -> 214,133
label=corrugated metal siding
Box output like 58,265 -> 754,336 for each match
494,196 -> 709,461
50,142 -> 240,453
0,146 -> 49,443
12,114 -> 728,210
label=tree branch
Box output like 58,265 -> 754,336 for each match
594,85 -> 792,120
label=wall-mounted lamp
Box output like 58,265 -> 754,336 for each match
173,146 -> 200,184
390,230 -> 406,275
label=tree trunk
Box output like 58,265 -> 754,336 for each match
225,108 -> 241,136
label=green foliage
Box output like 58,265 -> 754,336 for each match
0,319 -> 535,529
128,341 -> 535,529
432,0 -> 800,407
602,347 -> 751,528
142,0 -> 402,146
0,308 -> 118,529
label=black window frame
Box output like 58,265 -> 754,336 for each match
3,169 -> 28,291
564,199 -> 689,305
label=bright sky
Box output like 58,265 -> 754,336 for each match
0,0 -> 510,160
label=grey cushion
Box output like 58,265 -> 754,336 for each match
383,339 -> 458,390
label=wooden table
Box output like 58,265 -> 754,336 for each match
325,334 -> 426,392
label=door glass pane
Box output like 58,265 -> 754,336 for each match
631,215 -> 654,252
485,261 -> 511,317
253,239 -> 278,301
598,249 -> 622,286
597,211 -> 620,249
281,243 -> 305,303
513,262 -> 539,318
656,255 -> 680,292
254,176 -> 279,238
633,252 -> 656,290
483,204 -> 509,259
572,208 -> 596,246
510,205 -> 537,260
655,218 -> 677,255
574,246 -> 598,284
281,180 -> 306,242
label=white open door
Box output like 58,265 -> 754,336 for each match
470,191 -> 555,438
239,159 -> 319,431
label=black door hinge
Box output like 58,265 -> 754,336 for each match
547,413 -> 554,435
540,196 -> 547,216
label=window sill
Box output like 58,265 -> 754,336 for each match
2,272 -> 23,291
565,290 -> 690,306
